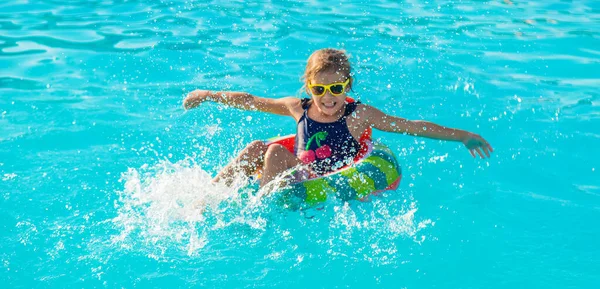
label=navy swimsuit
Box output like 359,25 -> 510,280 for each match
295,98 -> 362,175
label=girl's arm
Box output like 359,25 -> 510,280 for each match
362,105 -> 493,158
183,90 -> 295,116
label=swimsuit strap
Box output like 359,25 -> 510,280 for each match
301,98 -> 311,110
343,100 -> 361,117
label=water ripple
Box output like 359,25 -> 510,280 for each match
1,0 -> 600,287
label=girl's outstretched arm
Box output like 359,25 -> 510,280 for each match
183,90 -> 295,116
362,105 -> 494,158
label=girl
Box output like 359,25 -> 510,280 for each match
183,48 -> 493,188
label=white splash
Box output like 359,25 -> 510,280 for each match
111,157 -> 263,255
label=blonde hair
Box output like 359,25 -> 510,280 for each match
301,48 -> 353,95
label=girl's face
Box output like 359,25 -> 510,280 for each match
309,71 -> 350,117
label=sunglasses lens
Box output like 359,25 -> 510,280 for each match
330,84 -> 344,94
311,86 -> 325,96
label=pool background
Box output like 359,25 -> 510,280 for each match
1,0 -> 599,288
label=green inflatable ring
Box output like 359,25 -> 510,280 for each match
277,141 -> 402,206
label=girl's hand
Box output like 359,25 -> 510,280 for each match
183,90 -> 212,110
462,133 -> 494,159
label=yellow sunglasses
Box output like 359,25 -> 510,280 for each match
308,78 -> 350,97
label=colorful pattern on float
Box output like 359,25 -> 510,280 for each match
280,142 -> 401,206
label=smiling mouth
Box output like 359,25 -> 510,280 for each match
322,101 -> 336,109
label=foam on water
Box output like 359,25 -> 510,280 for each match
110,157 -> 431,263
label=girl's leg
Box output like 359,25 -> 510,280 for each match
260,144 -> 303,187
213,140 -> 268,186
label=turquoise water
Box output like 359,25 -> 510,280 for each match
1,0 -> 599,287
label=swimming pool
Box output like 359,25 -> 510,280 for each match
1,0 -> 599,287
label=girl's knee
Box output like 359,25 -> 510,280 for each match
264,144 -> 287,161
245,140 -> 267,154
249,140 -> 265,146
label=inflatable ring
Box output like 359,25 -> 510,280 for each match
265,135 -> 402,206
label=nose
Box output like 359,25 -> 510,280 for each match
321,90 -> 337,100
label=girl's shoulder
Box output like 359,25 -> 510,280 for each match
286,97 -> 306,109
345,102 -> 369,124
274,96 -> 303,108
347,103 -> 382,125
278,97 -> 305,120
351,102 -> 373,117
